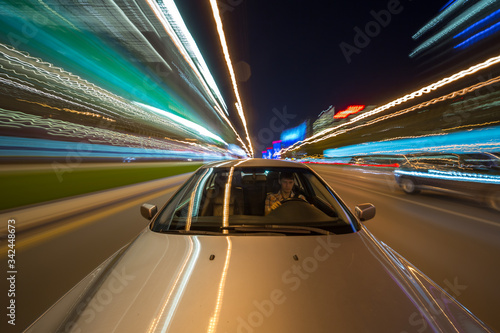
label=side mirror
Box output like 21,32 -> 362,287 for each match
141,203 -> 158,220
355,203 -> 376,221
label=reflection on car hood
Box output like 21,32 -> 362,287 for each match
26,227 -> 492,333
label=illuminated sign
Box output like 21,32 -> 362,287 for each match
281,122 -> 307,147
272,140 -> 282,159
334,105 -> 365,119
262,148 -> 272,159
265,148 -> 272,159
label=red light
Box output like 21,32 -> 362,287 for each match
334,105 -> 365,119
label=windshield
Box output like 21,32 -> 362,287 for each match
151,166 -> 358,235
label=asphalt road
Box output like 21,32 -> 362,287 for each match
1,164 -> 499,332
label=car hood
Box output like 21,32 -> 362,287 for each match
26,226 -> 492,333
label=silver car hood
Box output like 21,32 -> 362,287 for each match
27,226 -> 492,333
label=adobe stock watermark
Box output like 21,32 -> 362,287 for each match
51,142 -> 94,182
62,266 -> 136,333
51,115 -> 118,182
6,11 -> 47,50
339,0 -> 404,64
233,235 -> 340,332
252,106 -> 296,153
400,276 -> 468,333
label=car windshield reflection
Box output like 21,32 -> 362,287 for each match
151,167 -> 357,235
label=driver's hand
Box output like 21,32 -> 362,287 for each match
270,200 -> 281,211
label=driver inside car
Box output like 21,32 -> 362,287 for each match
265,171 -> 306,215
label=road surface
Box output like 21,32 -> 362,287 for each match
1,164 -> 499,332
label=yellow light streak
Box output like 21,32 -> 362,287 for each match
222,167 -> 235,233
443,120 -> 500,131
147,237 -> 201,333
307,74 -> 500,146
214,103 -> 251,156
17,99 -> 116,122
209,0 -> 254,157
144,0 -> 245,148
222,160 -> 245,231
207,237 -> 232,333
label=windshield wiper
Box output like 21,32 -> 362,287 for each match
221,224 -> 332,235
160,229 -> 222,235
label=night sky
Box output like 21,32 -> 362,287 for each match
175,0 -> 447,152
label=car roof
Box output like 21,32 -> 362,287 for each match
201,158 -> 310,169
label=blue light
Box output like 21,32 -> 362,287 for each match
440,0 -> 459,12
394,169 -> 500,185
323,126 -> 500,158
281,122 -> 307,147
454,20 -> 500,49
272,141 -> 282,159
0,136 -> 224,160
454,8 -> 500,39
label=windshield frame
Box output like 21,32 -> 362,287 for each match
150,165 -> 360,235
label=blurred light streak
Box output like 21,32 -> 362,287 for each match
395,169 -> 500,185
187,168 -> 213,230
135,102 -> 227,144
0,44 -> 229,150
323,126 -> 500,158
213,103 -> 251,155
0,43 -> 149,121
0,2 -> 249,156
148,237 -> 201,333
283,55 -> 500,153
412,0 -> 467,40
454,8 -> 500,38
443,120 -> 500,131
17,99 -> 116,122
454,20 -> 500,49
139,0 -> 250,155
0,109 -> 231,157
0,109 -> 170,148
169,138 -> 224,155
0,136 -> 227,160
207,237 -> 232,333
0,72 -> 119,121
410,0 -> 497,58
440,0 -> 460,12
144,0 -> 230,118
304,73 -> 499,147
210,0 -> 254,157
222,166 -> 235,232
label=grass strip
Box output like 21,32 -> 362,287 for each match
0,162 -> 203,211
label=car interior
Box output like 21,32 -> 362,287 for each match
153,167 -> 352,234
197,169 -> 333,219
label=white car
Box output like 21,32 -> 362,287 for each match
26,159 -> 493,332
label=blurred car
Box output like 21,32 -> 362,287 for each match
348,154 -> 403,167
26,159 -> 493,332
394,153 -> 500,210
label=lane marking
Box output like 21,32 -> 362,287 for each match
0,187 -> 178,256
323,173 -> 500,228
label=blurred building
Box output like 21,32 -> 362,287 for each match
312,105 -> 335,135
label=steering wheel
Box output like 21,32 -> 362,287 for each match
281,197 -> 307,203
